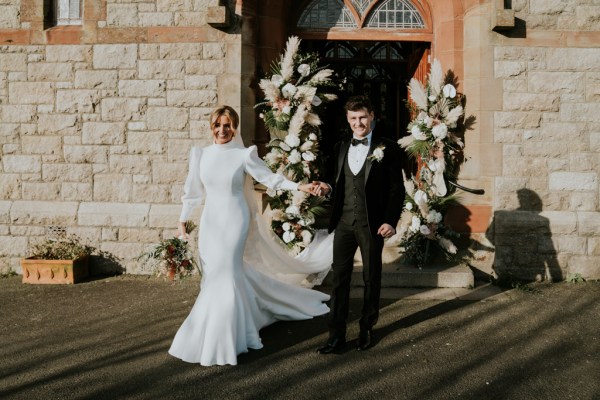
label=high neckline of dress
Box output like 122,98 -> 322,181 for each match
212,140 -> 237,149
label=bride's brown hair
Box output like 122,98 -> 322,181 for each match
210,105 -> 239,131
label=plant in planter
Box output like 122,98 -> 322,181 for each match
22,234 -> 97,284
139,221 -> 199,281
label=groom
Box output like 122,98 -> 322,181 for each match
315,95 -> 405,353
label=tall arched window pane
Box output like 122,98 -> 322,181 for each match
366,0 -> 424,29
298,0 -> 358,29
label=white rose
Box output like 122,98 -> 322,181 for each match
432,123 -> 448,140
420,225 -> 431,235
309,133 -> 318,141
297,63 -> 310,77
282,105 -> 291,114
443,84 -> 457,98
271,74 -> 284,86
285,205 -> 300,215
302,151 -> 316,162
411,125 -> 426,140
424,116 -> 433,128
288,149 -> 302,164
426,210 -> 443,224
311,96 -> 322,107
372,147 -> 384,161
428,95 -> 436,102
405,202 -> 413,211
282,222 -> 291,231
259,113 -> 264,119
284,134 -> 300,148
282,83 -> 298,98
282,231 -> 295,243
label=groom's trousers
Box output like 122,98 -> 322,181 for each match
329,220 -> 384,339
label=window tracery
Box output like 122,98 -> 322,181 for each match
297,0 -> 425,30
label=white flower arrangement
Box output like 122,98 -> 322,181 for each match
367,145 -> 386,163
397,59 -> 471,268
256,36 -> 339,255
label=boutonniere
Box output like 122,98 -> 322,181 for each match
367,145 -> 386,162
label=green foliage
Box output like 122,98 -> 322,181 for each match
567,273 -> 586,283
29,235 -> 97,260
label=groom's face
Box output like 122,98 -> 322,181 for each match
346,108 -> 374,138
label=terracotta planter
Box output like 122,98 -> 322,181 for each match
21,255 -> 90,284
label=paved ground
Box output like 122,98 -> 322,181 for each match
0,275 -> 598,400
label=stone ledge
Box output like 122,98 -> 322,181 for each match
323,264 -> 475,289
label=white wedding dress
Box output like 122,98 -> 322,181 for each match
168,141 -> 332,366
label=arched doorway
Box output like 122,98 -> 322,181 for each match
290,0 -> 434,174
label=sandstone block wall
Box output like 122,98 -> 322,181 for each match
489,0 -> 600,280
0,0 -> 241,274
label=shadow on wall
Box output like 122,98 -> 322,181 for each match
486,188 -> 563,283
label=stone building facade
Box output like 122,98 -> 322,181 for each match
0,0 -> 599,280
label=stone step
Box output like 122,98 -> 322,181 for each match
324,263 -> 474,289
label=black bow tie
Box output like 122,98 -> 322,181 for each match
351,137 -> 368,146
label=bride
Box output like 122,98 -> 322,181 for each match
168,105 -> 332,366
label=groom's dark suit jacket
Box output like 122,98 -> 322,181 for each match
327,134 -> 405,236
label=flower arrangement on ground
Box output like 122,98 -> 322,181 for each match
139,221 -> 198,281
255,35 -> 338,255
397,59 -> 469,267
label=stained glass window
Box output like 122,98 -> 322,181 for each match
366,0 -> 424,29
298,0 -> 358,28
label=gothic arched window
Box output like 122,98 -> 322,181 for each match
297,0 -> 426,30
366,0 -> 424,29
297,0 -> 358,29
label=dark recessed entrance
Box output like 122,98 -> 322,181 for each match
301,40 -> 430,174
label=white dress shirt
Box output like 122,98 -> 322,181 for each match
348,132 -> 372,175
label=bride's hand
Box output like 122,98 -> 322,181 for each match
297,183 -> 317,194
177,222 -> 189,240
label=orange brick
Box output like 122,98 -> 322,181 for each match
0,29 -> 31,45
97,28 -> 148,44
445,204 -> 493,234
46,26 -> 83,45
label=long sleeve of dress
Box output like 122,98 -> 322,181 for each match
179,147 -> 205,222
244,146 -> 299,191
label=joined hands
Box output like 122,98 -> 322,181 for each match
297,181 -> 331,197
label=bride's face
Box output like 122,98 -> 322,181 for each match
212,115 -> 235,144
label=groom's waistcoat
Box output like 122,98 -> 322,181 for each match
340,155 -> 368,226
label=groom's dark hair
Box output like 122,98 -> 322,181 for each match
344,95 -> 374,114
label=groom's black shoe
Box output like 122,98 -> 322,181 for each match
356,329 -> 372,351
317,337 -> 346,354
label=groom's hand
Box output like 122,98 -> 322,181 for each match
377,223 -> 396,238
311,181 -> 331,197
